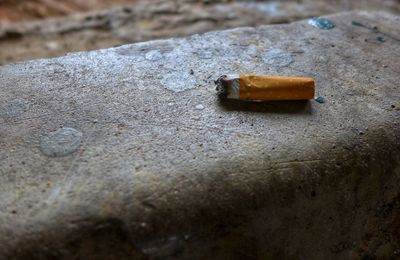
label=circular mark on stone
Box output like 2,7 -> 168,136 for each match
314,96 -> 325,103
40,127 -> 83,157
308,17 -> 335,30
195,104 -> 204,110
145,50 -> 163,61
0,101 -> 28,119
161,72 -> 197,92
262,49 -> 293,67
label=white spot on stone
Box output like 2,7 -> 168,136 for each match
262,48 -> 293,67
195,104 -> 204,110
40,127 -> 82,157
167,102 -> 175,106
145,50 -> 163,61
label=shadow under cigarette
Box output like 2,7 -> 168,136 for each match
217,99 -> 312,115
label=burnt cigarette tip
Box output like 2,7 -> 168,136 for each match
215,75 -> 228,99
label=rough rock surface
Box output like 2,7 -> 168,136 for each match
0,0 -> 135,22
1,11 -> 400,259
1,0 -> 400,64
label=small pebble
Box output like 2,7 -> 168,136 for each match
167,102 -> 175,107
195,104 -> 204,110
351,21 -> 363,27
314,96 -> 325,103
308,17 -> 335,30
376,36 -> 385,43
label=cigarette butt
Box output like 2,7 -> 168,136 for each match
215,74 -> 315,101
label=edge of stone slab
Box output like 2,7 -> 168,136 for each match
1,10 -> 398,66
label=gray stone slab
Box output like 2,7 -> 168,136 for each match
0,11 -> 399,259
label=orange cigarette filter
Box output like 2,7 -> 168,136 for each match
215,74 -> 315,101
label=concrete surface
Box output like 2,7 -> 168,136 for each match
0,11 -> 400,260
1,0 -> 400,64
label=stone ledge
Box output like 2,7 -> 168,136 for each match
1,0 -> 400,64
0,11 -> 399,259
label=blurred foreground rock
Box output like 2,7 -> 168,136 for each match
1,11 -> 400,260
1,0 -> 400,64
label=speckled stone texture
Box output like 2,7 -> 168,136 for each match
0,11 -> 399,259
